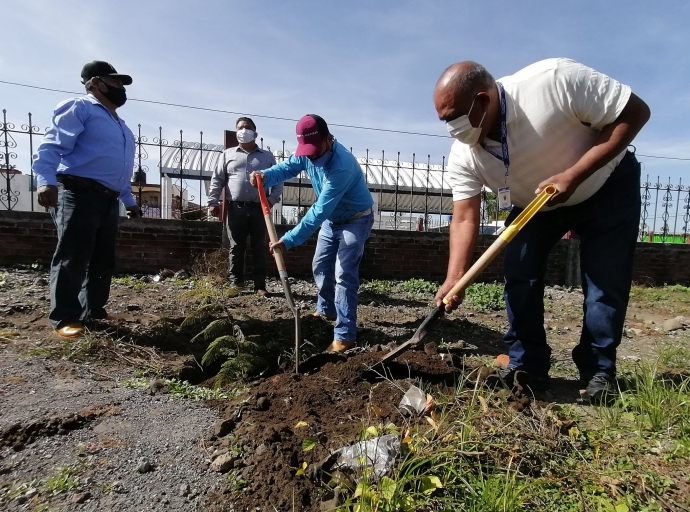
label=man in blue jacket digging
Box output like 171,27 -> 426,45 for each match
250,114 -> 374,353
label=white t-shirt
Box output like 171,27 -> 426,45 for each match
447,58 -> 632,209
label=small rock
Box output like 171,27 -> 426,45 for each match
137,459 -> 153,473
423,342 -> 438,356
256,397 -> 269,410
210,453 -> 237,473
628,328 -> 643,336
254,444 -> 267,457
369,301 -> 377,307
24,489 -> 38,499
214,418 -> 235,438
663,318 -> 684,332
179,483 -> 191,497
174,269 -> 190,279
71,492 -> 91,504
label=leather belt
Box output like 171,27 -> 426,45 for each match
230,201 -> 261,207
57,174 -> 119,199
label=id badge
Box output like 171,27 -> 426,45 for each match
498,187 -> 512,211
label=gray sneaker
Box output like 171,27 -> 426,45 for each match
585,375 -> 617,403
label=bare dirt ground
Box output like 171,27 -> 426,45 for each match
1,265 -> 689,511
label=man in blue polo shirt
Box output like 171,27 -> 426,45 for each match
32,60 -> 141,339
250,115 -> 374,352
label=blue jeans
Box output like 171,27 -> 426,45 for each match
312,214 -> 374,341
503,152 -> 641,380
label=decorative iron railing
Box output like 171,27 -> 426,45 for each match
2,108 -> 688,242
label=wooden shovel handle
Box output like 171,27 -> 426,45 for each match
442,185 -> 557,304
256,173 -> 287,271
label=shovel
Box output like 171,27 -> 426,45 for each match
380,185 -> 557,364
256,174 -> 302,375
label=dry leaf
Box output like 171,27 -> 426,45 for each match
477,396 -> 489,413
426,416 -> 438,429
294,421 -> 308,429
370,405 -> 383,417
423,394 -> 435,414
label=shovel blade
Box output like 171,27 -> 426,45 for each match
379,305 -> 444,363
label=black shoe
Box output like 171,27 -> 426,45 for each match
585,374 -> 617,403
485,366 -> 550,392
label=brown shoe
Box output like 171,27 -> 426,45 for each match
325,340 -> 356,353
312,312 -> 337,321
55,323 -> 85,339
255,289 -> 268,296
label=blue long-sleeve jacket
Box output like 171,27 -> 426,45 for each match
32,95 -> 136,207
261,141 -> 374,249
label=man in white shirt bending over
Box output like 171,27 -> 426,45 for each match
433,58 -> 650,401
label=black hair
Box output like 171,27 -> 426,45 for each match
236,117 -> 256,130
307,114 -> 330,137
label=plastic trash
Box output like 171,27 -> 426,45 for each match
331,434 -> 400,482
399,385 -> 427,416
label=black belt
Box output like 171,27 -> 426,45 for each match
230,201 -> 261,207
57,174 -> 119,199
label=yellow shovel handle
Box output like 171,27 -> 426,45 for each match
442,185 -> 557,304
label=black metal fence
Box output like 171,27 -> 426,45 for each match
2,108 -> 689,242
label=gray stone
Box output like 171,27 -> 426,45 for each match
137,459 -> 153,473
179,483 -> 191,497
210,453 -> 237,473
70,492 -> 91,504
663,318 -> 684,332
628,328 -> 644,336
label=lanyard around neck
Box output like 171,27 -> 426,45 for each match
481,82 -> 510,180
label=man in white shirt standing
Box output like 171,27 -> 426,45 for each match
433,59 -> 650,401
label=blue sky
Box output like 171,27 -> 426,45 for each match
2,0 -> 689,187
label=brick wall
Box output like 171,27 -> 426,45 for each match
1,210 -> 689,286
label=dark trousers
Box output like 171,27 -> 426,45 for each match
227,203 -> 267,289
502,151 -> 641,380
49,184 -> 119,329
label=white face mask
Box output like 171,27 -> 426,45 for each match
236,128 -> 256,144
446,95 -> 486,146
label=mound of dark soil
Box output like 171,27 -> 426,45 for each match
205,349 -> 460,511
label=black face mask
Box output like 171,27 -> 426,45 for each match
101,82 -> 127,107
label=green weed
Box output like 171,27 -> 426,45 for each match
360,280 -> 396,296
399,279 -> 438,297
465,282 -> 505,312
120,377 -> 241,400
43,466 -> 79,495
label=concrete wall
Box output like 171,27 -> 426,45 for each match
1,210 -> 689,286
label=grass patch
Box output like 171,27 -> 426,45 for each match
120,377 -> 242,400
43,466 -> 80,495
333,360 -> 690,511
630,284 -> 690,313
